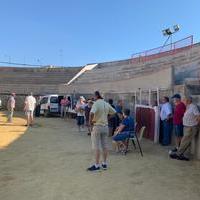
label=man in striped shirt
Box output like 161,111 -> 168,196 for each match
170,96 -> 200,161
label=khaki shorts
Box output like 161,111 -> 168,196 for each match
91,125 -> 109,150
25,110 -> 34,117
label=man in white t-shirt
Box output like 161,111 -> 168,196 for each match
24,92 -> 36,126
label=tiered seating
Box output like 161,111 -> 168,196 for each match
0,67 -> 81,94
73,44 -> 200,85
0,84 -> 59,94
0,67 -> 81,85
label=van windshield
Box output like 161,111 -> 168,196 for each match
50,97 -> 58,103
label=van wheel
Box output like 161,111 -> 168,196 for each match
44,110 -> 50,117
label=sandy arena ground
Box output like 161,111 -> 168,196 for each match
0,111 -> 200,200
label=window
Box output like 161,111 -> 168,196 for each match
50,97 -> 58,103
40,97 -> 48,104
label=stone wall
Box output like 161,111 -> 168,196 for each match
0,66 -> 82,110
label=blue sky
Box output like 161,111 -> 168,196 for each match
0,0 -> 199,67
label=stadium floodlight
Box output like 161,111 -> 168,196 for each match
162,30 -> 168,36
162,24 -> 180,36
166,28 -> 173,35
162,28 -> 173,36
160,24 -> 180,53
173,24 -> 180,32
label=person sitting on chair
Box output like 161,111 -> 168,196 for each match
112,108 -> 134,152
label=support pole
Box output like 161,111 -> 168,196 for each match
156,87 -> 160,106
148,89 -> 151,106
134,91 -> 137,104
139,88 -> 142,105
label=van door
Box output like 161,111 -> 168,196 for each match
58,96 -> 64,113
50,96 -> 59,113
40,97 -> 48,114
58,96 -> 64,104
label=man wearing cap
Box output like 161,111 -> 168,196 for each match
7,93 -> 16,123
171,94 -> 186,152
87,91 -> 116,171
170,96 -> 200,160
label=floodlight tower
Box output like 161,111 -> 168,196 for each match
161,25 -> 180,95
161,24 -> 180,51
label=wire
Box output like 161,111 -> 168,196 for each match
0,61 -> 42,67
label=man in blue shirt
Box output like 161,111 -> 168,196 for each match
160,96 -> 173,145
112,108 -> 134,152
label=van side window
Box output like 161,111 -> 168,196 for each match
50,97 -> 58,103
41,97 -> 48,104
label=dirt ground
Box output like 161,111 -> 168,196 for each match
0,112 -> 27,149
0,111 -> 200,200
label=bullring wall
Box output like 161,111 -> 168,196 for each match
0,66 -> 81,110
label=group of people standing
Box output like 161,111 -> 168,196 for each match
74,91 -> 135,172
75,96 -> 124,135
6,92 -> 36,126
4,90 -> 199,173
160,94 -> 200,160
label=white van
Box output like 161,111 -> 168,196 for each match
40,95 -> 63,117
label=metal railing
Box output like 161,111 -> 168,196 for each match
130,35 -> 193,64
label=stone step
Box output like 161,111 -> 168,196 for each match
185,78 -> 200,86
0,84 -> 59,95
